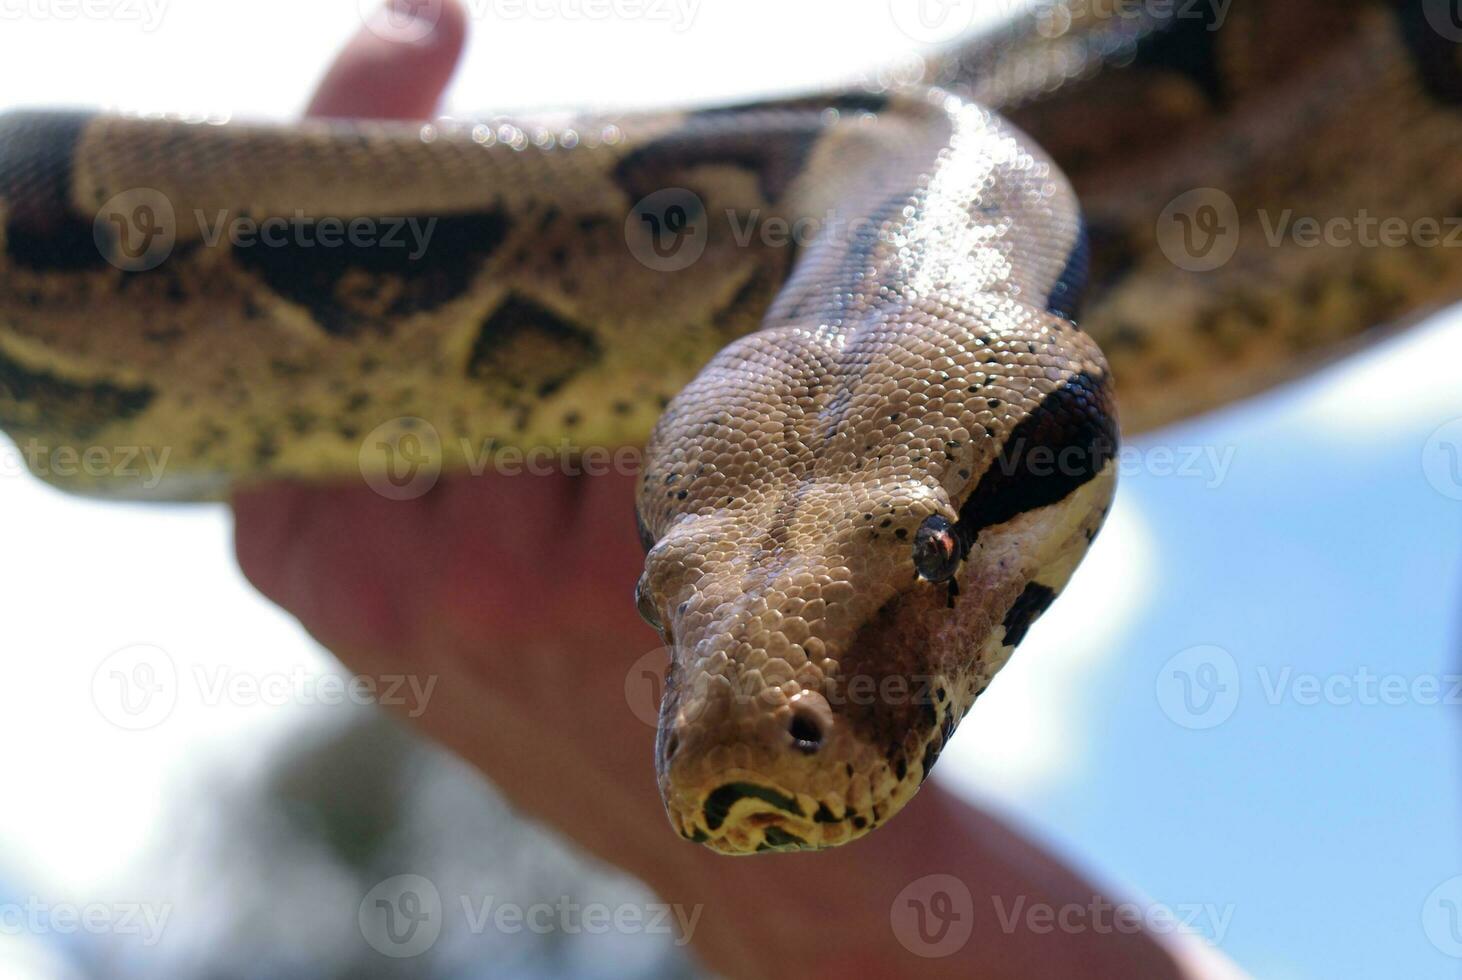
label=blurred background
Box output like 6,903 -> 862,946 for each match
0,2 -> 1459,977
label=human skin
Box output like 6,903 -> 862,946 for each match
231,3 -> 1244,977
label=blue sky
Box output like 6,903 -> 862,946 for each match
951,310 -> 1462,978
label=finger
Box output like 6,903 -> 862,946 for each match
237,1 -> 467,602
307,0 -> 469,121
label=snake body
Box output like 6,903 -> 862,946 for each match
0,1 -> 1457,854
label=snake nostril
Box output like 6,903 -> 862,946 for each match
663,733 -> 680,762
788,709 -> 824,754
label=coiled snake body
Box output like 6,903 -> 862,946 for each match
0,1 -> 1458,853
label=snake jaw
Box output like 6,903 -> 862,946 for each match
664,774 -> 823,854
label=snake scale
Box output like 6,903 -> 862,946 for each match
0,1 -> 1458,854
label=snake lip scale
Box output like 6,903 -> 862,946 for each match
0,2 -> 1458,854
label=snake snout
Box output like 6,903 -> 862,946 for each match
659,689 -> 833,768
657,685 -> 869,853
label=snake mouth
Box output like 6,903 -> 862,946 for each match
671,777 -> 893,855
682,781 -> 820,854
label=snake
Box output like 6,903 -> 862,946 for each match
0,1 -> 1458,855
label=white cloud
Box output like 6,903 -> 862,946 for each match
1278,308 -> 1462,439
0,473 -> 333,897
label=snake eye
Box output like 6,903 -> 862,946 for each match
912,516 -> 962,584
636,577 -> 664,631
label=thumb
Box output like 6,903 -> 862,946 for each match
307,0 -> 469,120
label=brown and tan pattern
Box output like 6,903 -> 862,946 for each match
0,1 -> 1456,853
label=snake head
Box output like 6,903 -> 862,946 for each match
636,307 -> 1118,854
